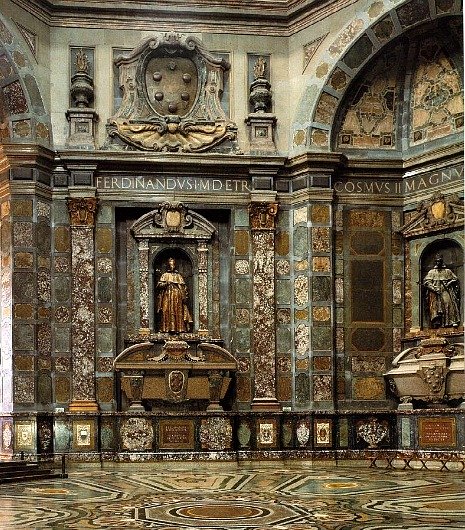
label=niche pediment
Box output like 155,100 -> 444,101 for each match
131,202 -> 215,241
400,192 -> 464,239
107,32 -> 237,152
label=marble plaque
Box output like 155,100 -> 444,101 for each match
257,419 -> 277,448
314,419 -> 332,447
15,421 -> 34,450
73,421 -> 94,450
159,419 -> 194,450
418,418 -> 456,448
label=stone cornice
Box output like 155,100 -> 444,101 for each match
0,143 -> 56,173
9,0 -> 358,36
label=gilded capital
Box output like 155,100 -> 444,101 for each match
249,202 -> 278,230
67,197 -> 98,226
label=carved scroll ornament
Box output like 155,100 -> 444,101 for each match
400,192 -> 464,239
108,32 -> 237,152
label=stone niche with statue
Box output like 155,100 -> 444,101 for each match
114,202 -> 237,411
385,192 -> 464,409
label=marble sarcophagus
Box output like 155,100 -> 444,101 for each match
114,339 -> 237,411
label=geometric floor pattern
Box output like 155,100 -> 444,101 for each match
0,464 -> 464,529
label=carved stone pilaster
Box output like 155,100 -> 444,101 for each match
249,200 -> 281,411
67,197 -> 99,412
138,240 -> 150,333
197,241 -> 209,335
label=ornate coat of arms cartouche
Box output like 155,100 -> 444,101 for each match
107,32 -> 237,152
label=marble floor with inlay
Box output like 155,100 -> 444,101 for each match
0,463 -> 464,529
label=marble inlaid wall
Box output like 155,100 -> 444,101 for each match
285,201 -> 334,410
52,200 -> 72,406
233,208 -> 252,407
0,199 -> 13,413
95,206 -> 116,410
410,36 -> 463,146
336,207 -> 402,406
12,198 -> 37,407
337,44 -> 401,149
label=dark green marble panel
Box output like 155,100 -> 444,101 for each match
37,371 -> 52,404
295,372 -> 310,405
235,279 -> 251,305
55,328 -> 70,352
312,326 -> 332,351
293,226 -> 308,258
235,328 -> 250,353
54,276 -> 71,303
13,323 -> 34,350
312,276 -> 331,301
276,279 -> 291,305
96,328 -> 114,354
98,277 -> 113,303
276,326 -> 291,353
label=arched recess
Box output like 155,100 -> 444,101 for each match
291,0 -> 462,154
0,14 -> 52,146
420,239 -> 463,329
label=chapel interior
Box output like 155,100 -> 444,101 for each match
0,0 -> 463,503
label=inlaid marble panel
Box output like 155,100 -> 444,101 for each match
410,37 -> 463,145
294,275 -> 308,306
295,323 -> 309,358
313,375 -> 332,401
251,230 -> 276,400
353,376 -> 385,400
312,326 -> 332,351
13,374 -> 34,403
3,80 -> 28,114
295,372 -> 310,405
293,226 -> 307,257
200,417 -> 232,450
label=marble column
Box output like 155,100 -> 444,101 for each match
138,239 -> 150,334
249,199 -> 281,411
67,197 -> 99,412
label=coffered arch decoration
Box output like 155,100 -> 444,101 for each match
331,23 -> 463,154
290,0 -> 462,153
107,32 -> 238,153
0,15 -> 52,146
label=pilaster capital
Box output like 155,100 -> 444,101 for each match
249,201 -> 279,230
67,197 -> 98,227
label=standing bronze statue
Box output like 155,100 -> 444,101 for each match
156,257 -> 193,333
423,255 -> 461,328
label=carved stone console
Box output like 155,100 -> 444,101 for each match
114,340 -> 237,411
